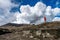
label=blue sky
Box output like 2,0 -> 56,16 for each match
11,0 -> 60,12
11,0 -> 60,24
12,0 -> 60,7
0,0 -> 60,26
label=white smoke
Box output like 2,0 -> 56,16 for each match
13,2 -> 60,24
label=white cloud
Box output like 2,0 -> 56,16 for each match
52,17 -> 60,21
56,1 -> 60,7
12,12 -> 30,24
52,8 -> 60,16
0,0 -> 17,26
13,2 -> 46,24
13,2 -> 60,25
0,1 -> 60,26
52,8 -> 60,21
45,6 -> 55,22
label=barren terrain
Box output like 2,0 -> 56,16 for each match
0,22 -> 60,40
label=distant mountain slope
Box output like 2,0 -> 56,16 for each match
1,21 -> 60,26
1,23 -> 31,27
38,21 -> 60,28
0,21 -> 60,29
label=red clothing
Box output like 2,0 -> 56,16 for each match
44,16 -> 46,22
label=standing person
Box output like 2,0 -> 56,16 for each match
44,16 -> 46,23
